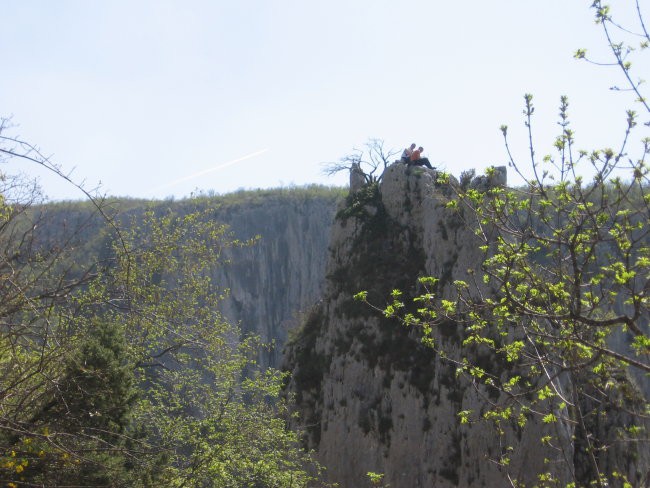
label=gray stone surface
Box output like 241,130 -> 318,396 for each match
211,195 -> 339,368
350,162 -> 366,193
284,165 -> 579,487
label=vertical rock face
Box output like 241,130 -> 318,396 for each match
209,193 -> 340,369
39,191 -> 343,371
283,164 -> 580,487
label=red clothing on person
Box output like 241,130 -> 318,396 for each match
410,149 -> 422,161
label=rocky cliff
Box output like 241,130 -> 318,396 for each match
36,188 -> 343,370
208,190 -> 341,368
282,164 -> 647,487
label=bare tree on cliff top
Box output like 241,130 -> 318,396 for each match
323,138 -> 398,185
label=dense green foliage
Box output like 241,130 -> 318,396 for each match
0,163 -> 330,486
5,319 -> 139,486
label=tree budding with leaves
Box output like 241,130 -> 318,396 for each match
357,2 -> 649,487
575,0 -> 650,121
0,121 -> 328,486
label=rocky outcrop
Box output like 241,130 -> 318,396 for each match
283,164 -> 591,487
350,162 -> 366,193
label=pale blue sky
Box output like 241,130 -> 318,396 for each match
1,1 -> 648,200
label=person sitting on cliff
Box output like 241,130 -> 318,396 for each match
409,146 -> 434,169
401,143 -> 416,163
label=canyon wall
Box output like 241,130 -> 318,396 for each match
208,190 -> 341,368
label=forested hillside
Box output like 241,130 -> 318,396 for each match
37,186 -> 343,367
0,183 -> 342,487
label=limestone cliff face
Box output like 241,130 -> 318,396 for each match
40,191 -> 342,371
208,192 -> 340,369
283,164 -> 580,487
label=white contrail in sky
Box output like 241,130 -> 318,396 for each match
152,148 -> 269,192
